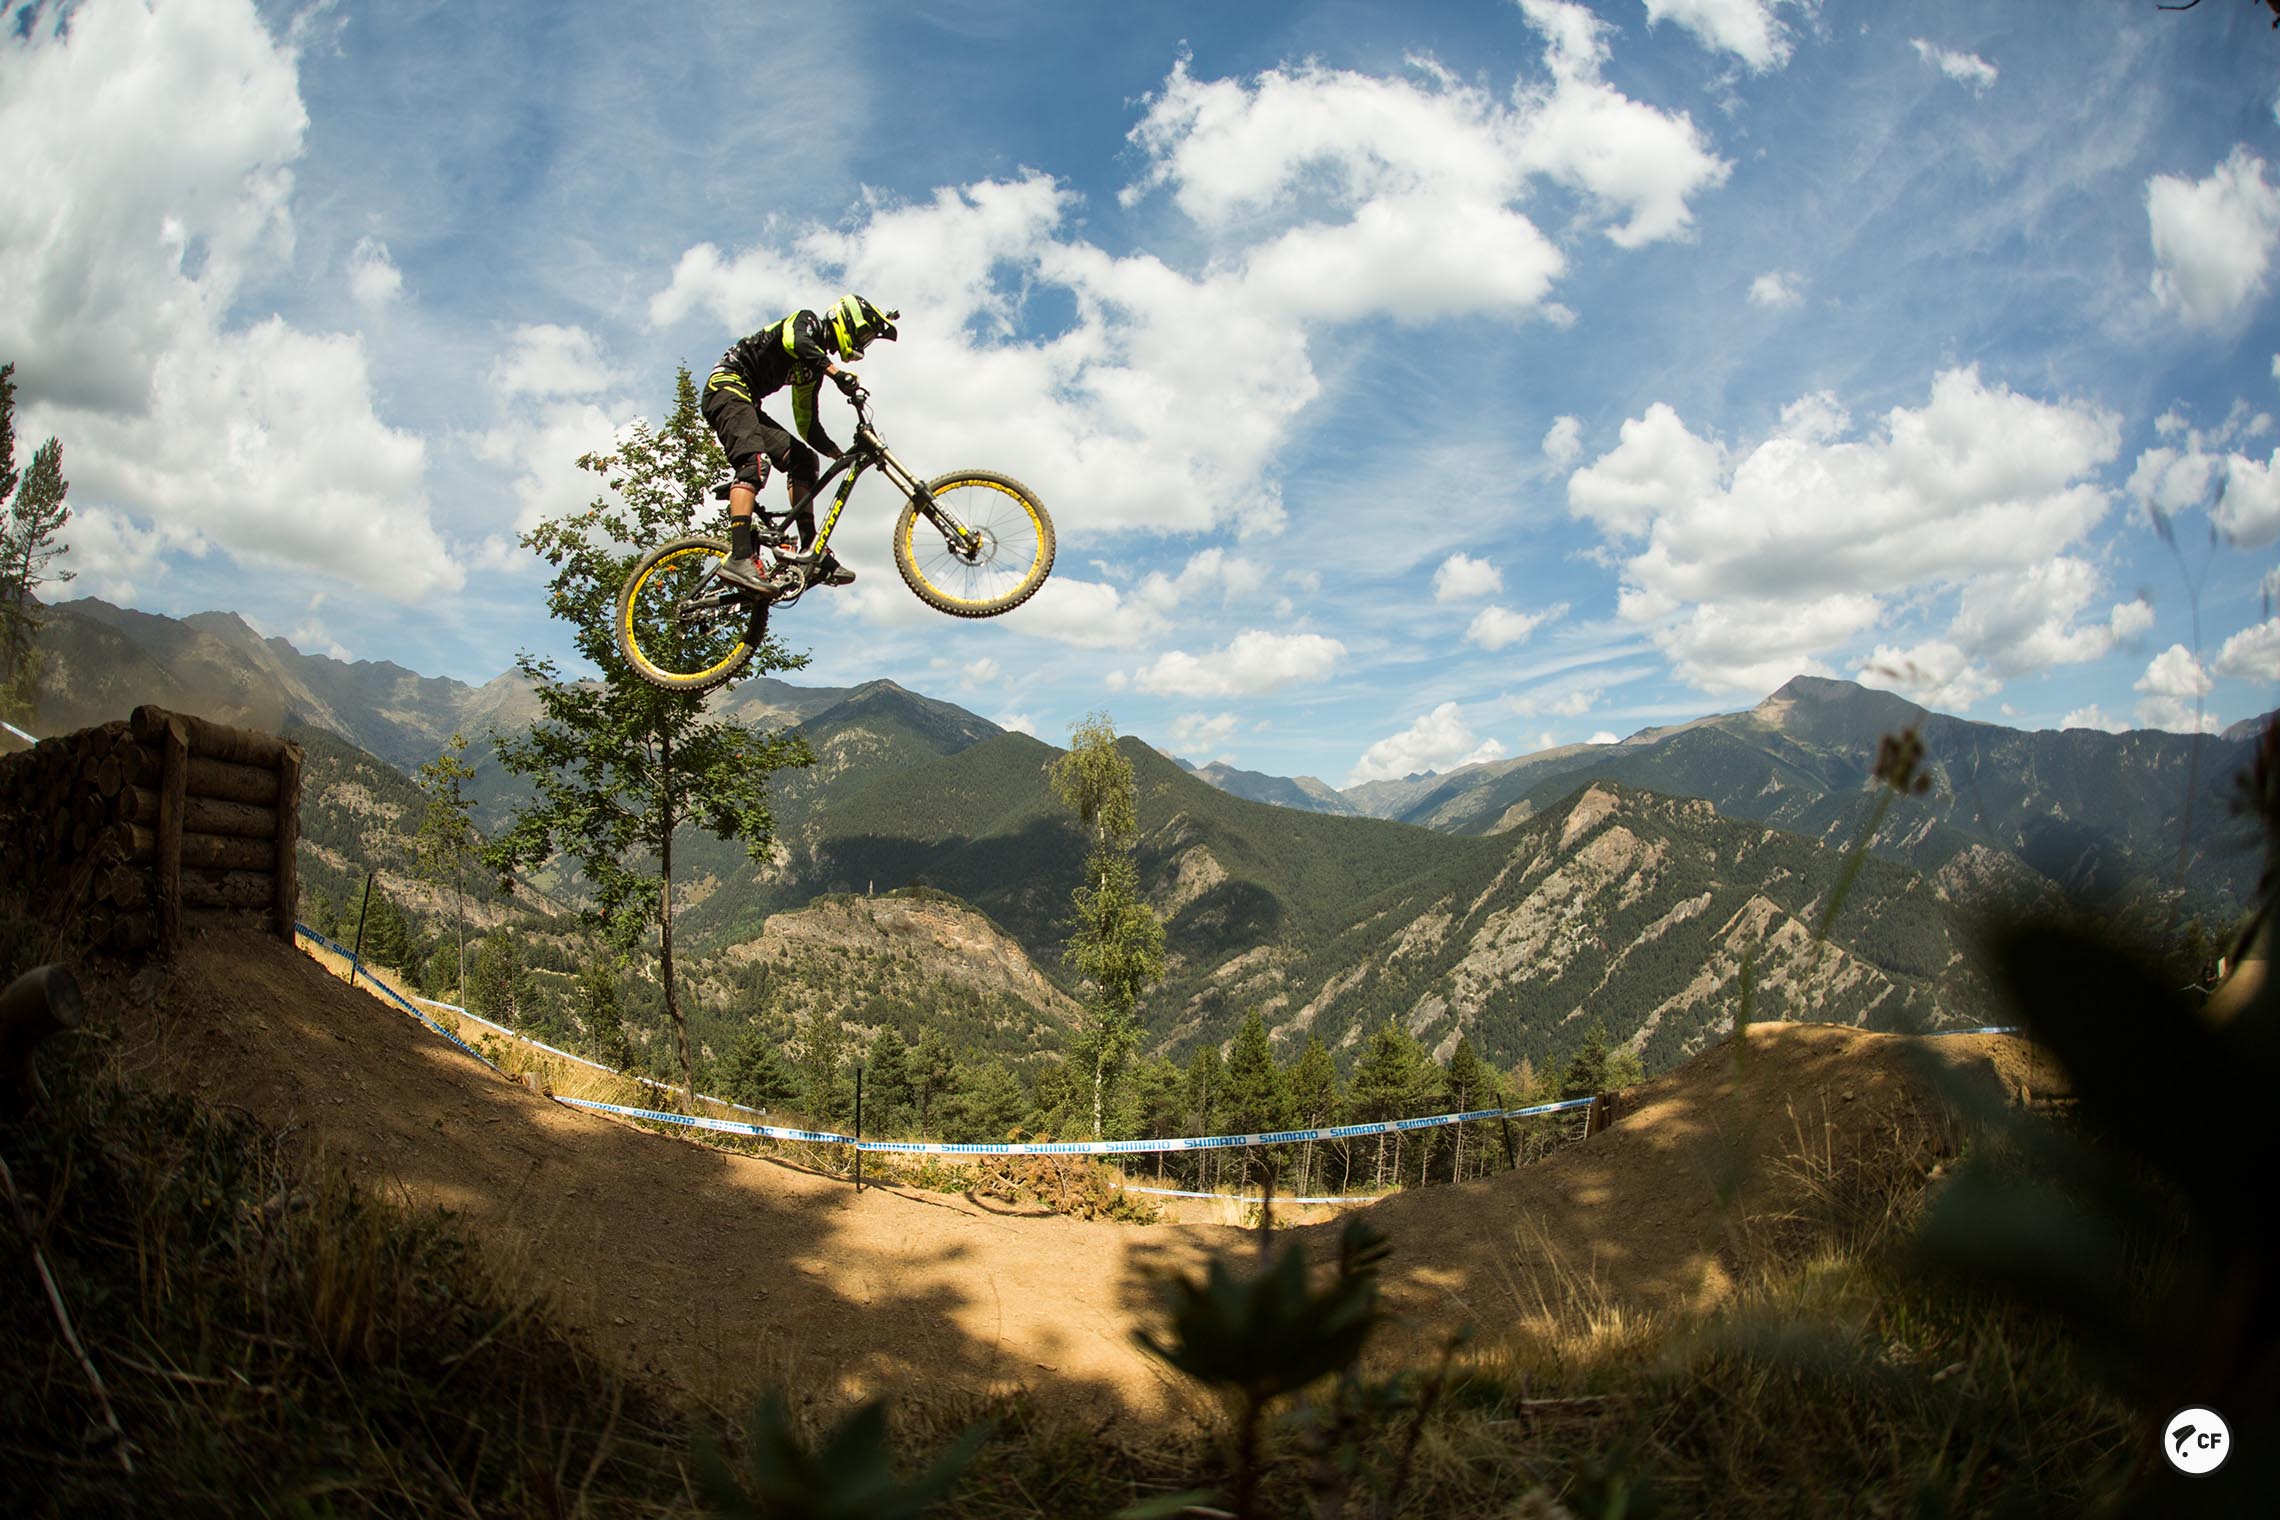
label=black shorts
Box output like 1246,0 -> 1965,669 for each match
701,371 -> 818,488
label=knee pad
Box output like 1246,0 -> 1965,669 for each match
734,454 -> 770,490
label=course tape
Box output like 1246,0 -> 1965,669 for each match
548,1093 -> 1597,1158
1923,1025 -> 2022,1037
295,923 -> 502,1074
1117,1185 -> 1395,1205
1,718 -> 36,745
411,995 -> 771,1119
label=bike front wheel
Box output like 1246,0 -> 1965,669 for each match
615,534 -> 769,693
894,471 -> 1055,617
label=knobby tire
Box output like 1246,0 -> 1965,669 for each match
893,471 -> 1055,617
615,534 -> 769,694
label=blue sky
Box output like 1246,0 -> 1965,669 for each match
6,0 -> 2279,785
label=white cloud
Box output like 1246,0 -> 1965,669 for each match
471,398 -> 634,541
1542,414 -> 1582,468
2135,644 -> 2217,732
1748,270 -> 1804,308
1949,559 -> 2152,673
1644,0 -> 1801,71
929,654 -> 1003,694
1348,701 -> 1506,784
1466,601 -> 1568,650
2216,617 -> 2280,680
1512,0 -> 1733,248
0,0 -> 461,602
646,22 -> 1735,560
347,237 -> 402,311
2148,146 -> 2280,330
1132,548 -> 1267,614
1169,712 -> 1242,758
1910,39 -> 1997,93
1432,552 -> 1504,603
2060,704 -> 2129,734
1588,730 -> 1619,744
1568,368 -> 2119,691
2126,411 -> 2280,549
1133,629 -> 1347,697
489,324 -> 620,398
1857,641 -> 1999,710
2217,448 -> 2280,547
994,711 -> 1037,736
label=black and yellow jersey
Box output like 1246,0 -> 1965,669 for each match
709,311 -> 840,453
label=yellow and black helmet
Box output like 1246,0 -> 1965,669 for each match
827,294 -> 899,361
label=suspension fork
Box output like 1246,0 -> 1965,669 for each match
865,430 -> 981,554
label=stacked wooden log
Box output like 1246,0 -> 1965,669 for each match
0,706 -> 301,957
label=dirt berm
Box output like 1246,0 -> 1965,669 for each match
107,921 -> 2038,1420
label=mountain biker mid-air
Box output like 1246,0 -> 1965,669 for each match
700,294 -> 899,592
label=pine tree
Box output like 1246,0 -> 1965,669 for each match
1443,1035 -> 1494,1182
1561,1021 -> 1612,1100
1185,1043 -> 1224,1191
1286,1035 -> 1340,1196
1220,1009 -> 1290,1188
720,1027 -> 803,1111
865,1027 -> 916,1135
1348,1021 -> 1428,1188
579,954 -> 637,1070
361,887 -> 418,973
488,367 -> 812,1108
910,1029 -> 957,1133
942,1057 -> 1027,1145
469,930 -> 535,1026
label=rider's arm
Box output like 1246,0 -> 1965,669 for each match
790,374 -> 843,459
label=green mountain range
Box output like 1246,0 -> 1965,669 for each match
25,598 -> 2267,1075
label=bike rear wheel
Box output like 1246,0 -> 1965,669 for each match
893,471 -> 1055,617
615,534 -> 769,693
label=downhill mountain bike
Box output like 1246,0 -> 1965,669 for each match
614,387 -> 1055,692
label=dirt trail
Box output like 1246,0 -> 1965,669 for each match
111,921 -> 2034,1419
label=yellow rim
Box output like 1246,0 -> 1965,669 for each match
623,543 -> 748,683
904,479 -> 1046,608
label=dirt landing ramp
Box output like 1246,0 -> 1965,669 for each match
118,923 -> 2029,1417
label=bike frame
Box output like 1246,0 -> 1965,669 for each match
755,397 -> 978,564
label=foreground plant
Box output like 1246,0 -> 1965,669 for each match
693,1389 -> 988,1520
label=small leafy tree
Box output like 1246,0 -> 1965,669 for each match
1286,1035 -> 1340,1195
1051,713 -> 1164,1137
413,732 -> 481,997
0,363 -> 73,722
488,367 -> 811,1106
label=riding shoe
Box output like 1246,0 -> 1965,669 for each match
816,555 -> 857,587
713,553 -> 776,592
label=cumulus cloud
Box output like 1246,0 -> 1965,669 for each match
1511,0 -> 1733,248
1748,270 -> 1804,308
470,398 -> 634,541
0,0 -> 460,601
643,18 -> 1734,625
1169,712 -> 1242,758
2126,409 -> 2280,549
2148,146 -> 2280,330
489,324 -> 621,398
1542,414 -> 1583,468
1466,601 -> 1569,650
348,237 -> 402,311
1643,0 -> 1801,73
1910,39 -> 1997,93
2135,644 -> 2218,732
1857,641 -> 1999,710
1567,368 -> 2119,691
1949,559 -> 2153,673
1433,552 -> 1504,603
2061,704 -> 2129,734
1132,548 -> 1268,615
1133,630 -> 1347,696
2216,617 -> 2280,680
994,711 -> 1037,736
1348,701 -> 1507,784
